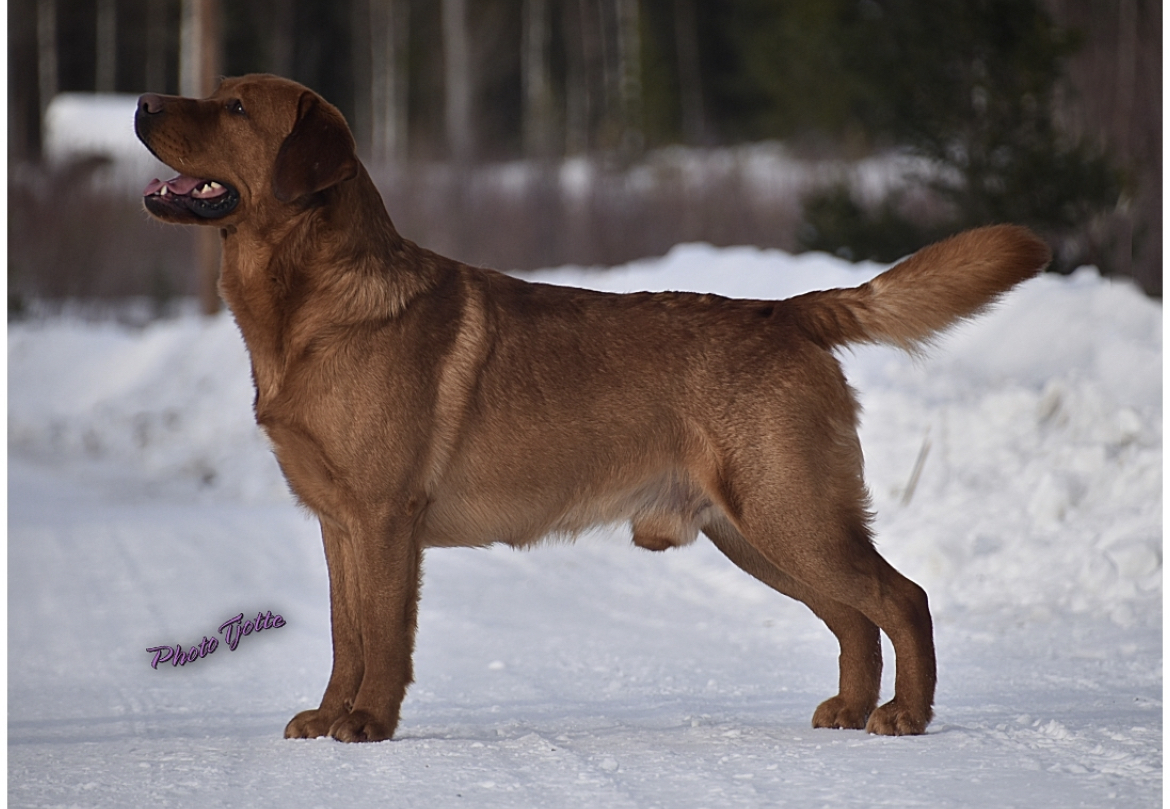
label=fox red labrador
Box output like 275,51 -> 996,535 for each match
135,74 -> 1050,742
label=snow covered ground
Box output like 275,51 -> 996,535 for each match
8,245 -> 1161,807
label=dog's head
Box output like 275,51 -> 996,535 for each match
135,74 -> 358,227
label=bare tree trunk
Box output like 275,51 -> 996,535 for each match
591,0 -> 638,152
564,0 -> 595,154
1045,0 -> 1160,295
673,0 -> 705,144
523,0 -> 555,158
37,0 -> 57,127
441,0 -> 473,164
268,0 -> 295,77
351,0 -> 372,155
1134,0 -> 1161,297
440,0 -> 474,260
145,0 -> 168,92
1115,0 -> 1137,159
1112,0 -> 1137,279
615,0 -> 640,150
368,0 -> 410,166
615,0 -> 643,156
96,0 -> 117,92
180,0 -> 223,315
595,0 -> 617,146
180,0 -> 220,98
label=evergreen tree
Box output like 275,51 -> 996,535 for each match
794,0 -> 1120,266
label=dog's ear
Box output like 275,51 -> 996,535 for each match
272,92 -> 359,203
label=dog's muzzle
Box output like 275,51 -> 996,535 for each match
135,93 -> 241,221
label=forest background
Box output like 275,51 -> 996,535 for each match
7,0 -> 1162,313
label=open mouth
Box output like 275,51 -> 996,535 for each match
143,174 -> 240,220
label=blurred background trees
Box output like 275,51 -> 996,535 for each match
7,0 -> 1161,311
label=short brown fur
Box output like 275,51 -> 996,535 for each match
135,75 -> 1051,742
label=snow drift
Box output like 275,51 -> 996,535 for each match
9,245 -> 1161,807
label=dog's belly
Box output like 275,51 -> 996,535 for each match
420,466 -> 718,551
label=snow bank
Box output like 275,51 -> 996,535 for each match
9,246 -> 1161,626
8,245 -> 1161,807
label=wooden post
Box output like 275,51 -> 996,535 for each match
368,0 -> 410,166
441,0 -> 473,164
1114,0 -> 1137,280
145,0 -> 167,92
95,0 -> 117,93
523,0 -> 554,159
673,0 -> 705,145
36,0 -> 58,133
615,0 -> 643,157
563,0 -> 590,155
441,0 -> 473,260
181,0 -> 223,316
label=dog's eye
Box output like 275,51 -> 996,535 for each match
227,99 -> 246,116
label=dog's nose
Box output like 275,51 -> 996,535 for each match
139,93 -> 165,115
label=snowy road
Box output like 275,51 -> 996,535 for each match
9,246 -> 1161,807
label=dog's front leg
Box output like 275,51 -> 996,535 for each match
285,517 -> 366,739
326,514 -> 423,743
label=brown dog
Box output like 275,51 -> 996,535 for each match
135,74 -> 1050,742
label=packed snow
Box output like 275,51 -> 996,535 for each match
8,244 -> 1161,807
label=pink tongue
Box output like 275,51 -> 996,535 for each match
143,175 -> 227,199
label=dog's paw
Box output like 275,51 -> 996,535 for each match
328,709 -> 396,743
811,695 -> 871,730
285,708 -> 345,739
865,699 -> 931,736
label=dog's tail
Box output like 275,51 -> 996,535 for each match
786,225 -> 1051,353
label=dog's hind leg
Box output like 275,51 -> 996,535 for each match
709,352 -> 936,734
704,518 -> 882,730
729,494 -> 936,735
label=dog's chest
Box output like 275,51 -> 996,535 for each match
251,365 -> 362,511
257,417 -> 344,513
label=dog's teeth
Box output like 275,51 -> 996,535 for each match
208,181 -> 222,190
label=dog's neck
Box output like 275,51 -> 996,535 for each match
217,165 -> 441,407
